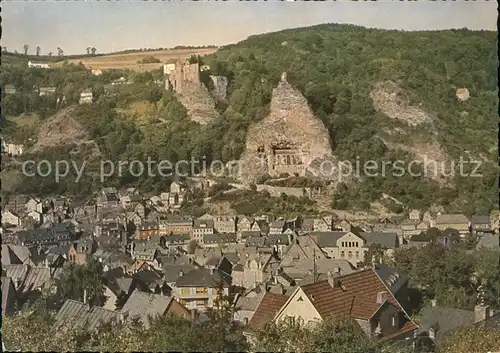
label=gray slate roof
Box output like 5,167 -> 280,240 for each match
194,219 -> 214,229
435,214 -> 469,225
121,289 -> 175,328
373,263 -> 408,294
54,299 -> 120,332
359,232 -> 398,248
476,234 -> 499,250
470,215 -> 490,225
312,231 -> 346,247
417,306 -> 475,343
1,245 -> 23,266
175,268 -> 231,287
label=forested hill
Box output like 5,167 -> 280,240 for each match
197,24 -> 498,213
202,24 -> 497,161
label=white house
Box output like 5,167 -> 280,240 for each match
26,197 -> 43,213
163,63 -> 176,75
28,61 -> 51,69
79,90 -> 93,104
1,140 -> 24,156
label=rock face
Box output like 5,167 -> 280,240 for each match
238,73 -> 333,183
209,75 -> 228,102
176,85 -> 218,125
31,108 -> 99,153
370,81 -> 434,126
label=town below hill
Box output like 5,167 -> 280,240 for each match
1,185 -> 500,352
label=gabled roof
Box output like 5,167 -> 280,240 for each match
471,215 -> 491,225
54,299 -> 120,332
1,245 -> 23,266
282,267 -> 414,324
175,268 -> 231,287
247,292 -> 288,330
203,233 -> 237,244
373,263 -> 408,294
476,234 -> 499,250
435,214 -> 469,224
310,231 -> 346,247
416,306 -> 475,343
193,219 -> 214,229
121,289 -> 175,328
269,220 -> 286,229
20,266 -> 62,294
359,232 -> 398,249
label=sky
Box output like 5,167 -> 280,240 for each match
2,0 -> 497,55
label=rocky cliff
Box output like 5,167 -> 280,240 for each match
370,81 -> 435,126
238,73 -> 334,183
209,75 -> 228,102
31,108 -> 99,154
176,85 -> 218,125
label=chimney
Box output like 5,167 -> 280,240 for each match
474,304 -> 490,324
327,270 -> 335,288
83,289 -> 87,304
431,299 -> 437,307
334,266 -> 341,276
376,291 -> 388,304
210,268 -> 215,275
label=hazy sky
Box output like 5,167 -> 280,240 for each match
2,1 -> 497,55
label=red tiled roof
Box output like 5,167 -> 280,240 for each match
300,280 -> 354,319
247,292 -> 288,330
300,268 -> 406,320
248,268 -> 417,339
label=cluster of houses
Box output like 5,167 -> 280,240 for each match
1,185 -> 499,348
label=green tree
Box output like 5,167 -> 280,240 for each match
437,325 -> 500,353
55,259 -> 106,306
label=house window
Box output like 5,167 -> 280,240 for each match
355,251 -> 359,258
340,251 -> 345,257
196,287 -> 208,295
181,288 -> 190,295
355,242 -> 359,247
348,251 -> 352,258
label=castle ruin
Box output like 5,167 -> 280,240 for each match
164,60 -> 218,125
165,61 -> 201,94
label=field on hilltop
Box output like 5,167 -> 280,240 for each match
56,48 -> 218,72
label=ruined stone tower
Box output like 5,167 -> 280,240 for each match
166,61 -> 201,94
